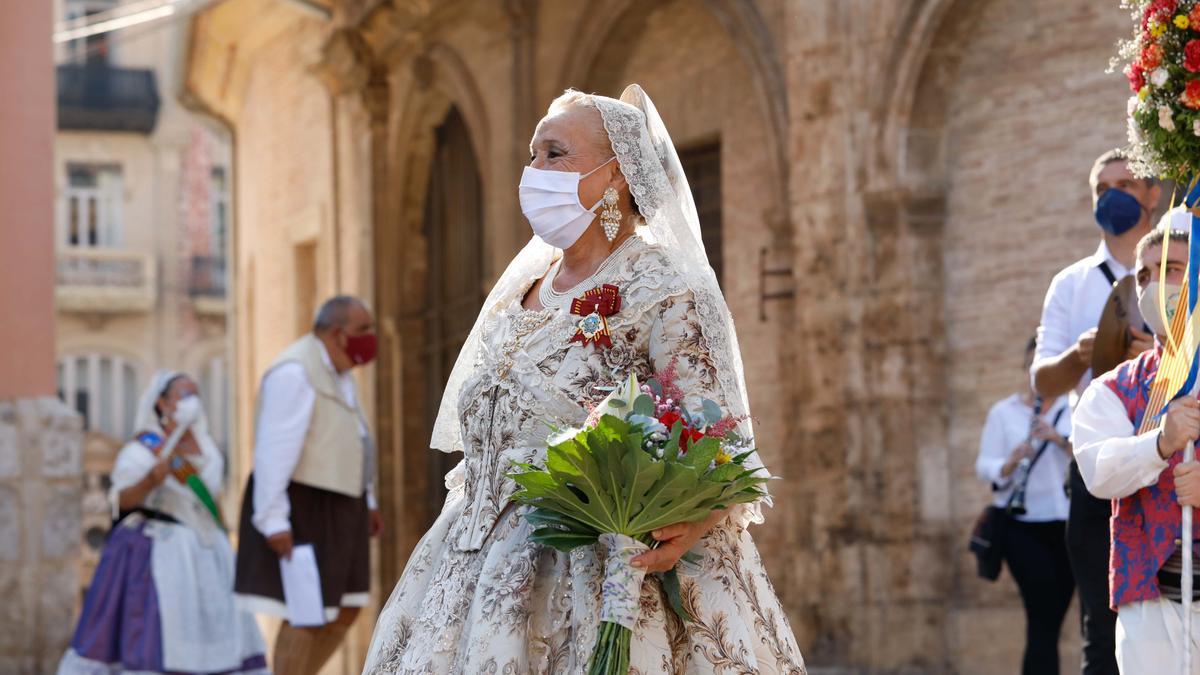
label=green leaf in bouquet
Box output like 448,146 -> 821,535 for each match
529,527 -> 599,551
524,508 -> 596,536
632,394 -> 656,417
619,441 -> 666,519
700,399 -> 723,427
632,478 -> 729,533
660,569 -> 693,623
666,421 -> 685,461
626,462 -> 723,532
648,378 -> 663,399
681,436 -> 721,470
729,449 -> 755,464
544,439 -> 622,532
510,470 -> 593,517
705,462 -> 744,483
586,418 -> 631,523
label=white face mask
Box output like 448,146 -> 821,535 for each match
1137,280 -> 1183,339
172,394 -> 203,428
519,156 -> 616,249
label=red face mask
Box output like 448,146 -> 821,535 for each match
344,332 -> 378,366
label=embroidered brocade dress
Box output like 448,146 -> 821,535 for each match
363,238 -> 804,674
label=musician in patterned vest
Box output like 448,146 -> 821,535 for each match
1073,227 -> 1200,673
234,295 -> 382,675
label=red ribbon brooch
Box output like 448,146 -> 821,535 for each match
569,284 -> 621,349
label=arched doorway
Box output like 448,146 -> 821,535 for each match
417,105 -> 482,521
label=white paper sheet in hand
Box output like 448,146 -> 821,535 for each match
279,544 -> 325,627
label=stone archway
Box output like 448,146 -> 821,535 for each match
373,46 -> 494,582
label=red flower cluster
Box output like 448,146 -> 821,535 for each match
1187,40 -> 1200,72
1143,42 -> 1166,71
1192,4 -> 1200,29
1144,0 -> 1179,32
1182,79 -> 1200,109
657,410 -> 705,452
1128,64 -> 1147,92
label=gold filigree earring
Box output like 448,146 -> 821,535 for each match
600,187 -> 621,242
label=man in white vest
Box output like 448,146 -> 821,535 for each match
234,295 -> 382,675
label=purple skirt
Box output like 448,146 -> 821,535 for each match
67,519 -> 266,674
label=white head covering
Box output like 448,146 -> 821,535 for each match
430,85 -> 767,502
132,369 -> 220,467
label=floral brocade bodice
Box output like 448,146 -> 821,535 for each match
448,236 -> 722,551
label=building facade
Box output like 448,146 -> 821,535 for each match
53,0 -> 234,593
183,0 -> 1138,671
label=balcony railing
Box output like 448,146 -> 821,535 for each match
57,64 -> 161,134
56,248 -> 156,313
189,256 -> 226,298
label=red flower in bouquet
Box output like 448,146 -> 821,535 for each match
1142,43 -> 1166,71
1144,0 -> 1178,32
1186,40 -> 1200,72
1127,64 -> 1147,92
1182,79 -> 1200,109
680,427 -> 706,452
656,409 -> 705,452
1192,5 -> 1200,30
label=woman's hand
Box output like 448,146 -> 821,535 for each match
1001,442 -> 1034,478
176,430 -> 201,456
117,459 -> 171,511
631,509 -> 728,573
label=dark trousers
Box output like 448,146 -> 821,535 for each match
1006,519 -> 1075,675
1065,461 -> 1119,675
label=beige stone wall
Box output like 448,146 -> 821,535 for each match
938,3 -> 1130,672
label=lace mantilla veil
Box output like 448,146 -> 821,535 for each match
429,84 -> 769,511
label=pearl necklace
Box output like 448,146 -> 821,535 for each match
538,236 -> 638,310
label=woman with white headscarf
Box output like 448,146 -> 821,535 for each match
58,371 -> 267,674
362,86 -> 804,674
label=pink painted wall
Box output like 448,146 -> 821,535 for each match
0,1 -> 56,397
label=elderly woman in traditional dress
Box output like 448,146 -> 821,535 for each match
58,372 -> 267,674
363,85 -> 804,674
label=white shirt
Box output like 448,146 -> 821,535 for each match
975,394 -> 1073,521
1032,241 -> 1130,408
1072,377 -> 1168,500
251,341 -> 377,537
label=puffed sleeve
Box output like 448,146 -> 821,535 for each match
647,290 -> 724,411
647,288 -> 771,526
108,440 -> 157,518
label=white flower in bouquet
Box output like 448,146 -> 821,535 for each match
1193,119 -> 1200,138
1159,105 -> 1177,132
587,372 -> 641,422
1152,67 -> 1171,87
1129,113 -> 1146,146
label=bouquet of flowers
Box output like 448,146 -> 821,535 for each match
1118,0 -> 1200,183
507,362 -> 769,675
